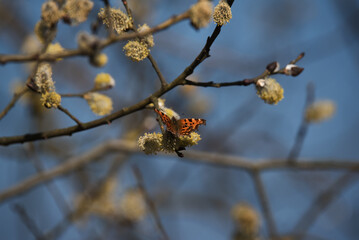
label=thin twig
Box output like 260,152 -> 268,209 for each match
121,0 -> 133,25
0,87 -> 28,120
57,105 -> 84,128
147,54 -> 168,87
287,83 -> 315,162
13,203 -> 45,240
133,166 -> 170,240
0,139 -> 358,205
102,11 -> 190,48
183,52 -> 305,88
251,170 -> 278,238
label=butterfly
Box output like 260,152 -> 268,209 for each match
154,108 -> 206,136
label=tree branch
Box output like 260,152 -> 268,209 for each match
147,54 -> 167,87
0,139 -> 358,204
0,86 -> 28,120
57,105 -> 84,128
287,83 -> 315,162
13,203 -> 45,240
251,170 -> 278,238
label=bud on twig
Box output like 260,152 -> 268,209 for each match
256,79 -> 266,87
284,64 -> 304,76
266,61 -> 280,73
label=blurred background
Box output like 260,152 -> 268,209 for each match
0,0 -> 359,239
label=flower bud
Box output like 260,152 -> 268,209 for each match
41,1 -> 62,26
189,0 -> 213,29
123,41 -> 150,62
213,0 -> 232,26
255,78 -> 284,105
266,61 -> 280,73
84,92 -> 113,116
137,24 -> 154,48
41,91 -> 61,109
34,63 -> 55,93
90,53 -> 108,67
284,64 -> 304,76
118,188 -> 147,222
63,0 -> 94,25
77,31 -> 99,51
305,100 -> 336,123
231,203 -> 260,238
98,7 -> 132,34
94,73 -> 115,89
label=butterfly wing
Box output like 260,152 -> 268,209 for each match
178,118 -> 206,135
154,109 -> 177,135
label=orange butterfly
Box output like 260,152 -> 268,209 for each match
154,108 -> 206,136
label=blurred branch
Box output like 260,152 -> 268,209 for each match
287,83 -> 315,162
0,140 -> 128,204
251,170 -> 278,238
12,203 -> 45,240
133,166 -> 170,240
0,10 -> 190,65
0,139 -> 358,204
0,86 -> 29,120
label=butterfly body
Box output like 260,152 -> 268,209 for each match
154,109 -> 206,136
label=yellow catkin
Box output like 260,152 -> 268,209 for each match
213,0 -> 232,26
98,8 -> 132,33
138,131 -> 202,155
34,63 -> 55,93
46,42 -> 64,61
231,203 -> 260,237
90,53 -> 108,67
84,92 -> 113,116
305,100 -> 336,123
118,188 -> 147,222
41,0 -> 62,26
256,78 -> 284,105
137,24 -> 154,48
40,91 -> 61,109
63,0 -> 94,24
138,132 -> 163,155
94,73 -> 115,89
123,41 -> 150,62
189,0 -> 213,29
